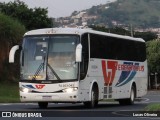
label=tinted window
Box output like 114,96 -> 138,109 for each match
90,33 -> 146,62
80,33 -> 89,80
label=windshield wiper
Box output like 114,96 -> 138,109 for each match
47,63 -> 61,81
32,56 -> 45,80
32,57 -> 61,81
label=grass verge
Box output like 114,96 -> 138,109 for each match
144,104 -> 160,111
0,83 -> 20,103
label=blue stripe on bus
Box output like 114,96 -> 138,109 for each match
115,62 -> 139,87
22,85 -> 36,89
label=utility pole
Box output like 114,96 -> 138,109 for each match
131,24 -> 133,37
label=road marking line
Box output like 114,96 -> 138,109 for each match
0,103 -> 14,105
139,117 -> 160,120
112,111 -> 130,117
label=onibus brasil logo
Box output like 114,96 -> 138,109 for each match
102,60 -> 144,87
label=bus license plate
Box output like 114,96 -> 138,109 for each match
42,96 -> 52,100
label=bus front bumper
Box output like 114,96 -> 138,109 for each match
20,91 -> 80,102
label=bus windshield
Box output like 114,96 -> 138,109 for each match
21,35 -> 79,81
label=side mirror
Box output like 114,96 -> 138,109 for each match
76,44 -> 82,62
9,45 -> 20,63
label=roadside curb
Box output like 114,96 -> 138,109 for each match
147,90 -> 160,94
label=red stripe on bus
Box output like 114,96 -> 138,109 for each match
102,60 -> 110,86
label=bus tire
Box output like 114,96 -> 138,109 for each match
83,86 -> 98,108
38,102 -> 48,109
118,86 -> 136,105
126,85 -> 136,105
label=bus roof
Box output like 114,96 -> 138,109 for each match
24,28 -> 145,42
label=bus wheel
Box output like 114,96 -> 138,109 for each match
127,85 -> 136,105
38,102 -> 48,109
118,86 -> 136,105
83,86 -> 98,108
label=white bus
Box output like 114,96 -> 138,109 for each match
9,28 -> 148,108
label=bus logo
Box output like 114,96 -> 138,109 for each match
35,85 -> 45,89
102,60 -> 118,86
102,60 -> 144,87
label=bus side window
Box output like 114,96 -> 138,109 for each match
80,33 -> 89,80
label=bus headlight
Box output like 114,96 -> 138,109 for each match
20,87 -> 31,93
63,87 -> 78,93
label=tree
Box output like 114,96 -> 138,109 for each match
0,0 -> 52,30
134,32 -> 157,42
71,11 -> 79,16
0,13 -> 26,82
146,40 -> 160,74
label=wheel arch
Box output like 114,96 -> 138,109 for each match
131,82 -> 137,98
89,80 -> 99,101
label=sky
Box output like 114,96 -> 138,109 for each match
0,0 -> 116,18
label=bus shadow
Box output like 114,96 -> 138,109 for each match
29,102 -> 125,110
28,102 -> 148,111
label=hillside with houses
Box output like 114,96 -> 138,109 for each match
54,0 -> 160,37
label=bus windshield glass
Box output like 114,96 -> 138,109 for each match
21,35 -> 79,81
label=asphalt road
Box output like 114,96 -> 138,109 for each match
0,91 -> 160,120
